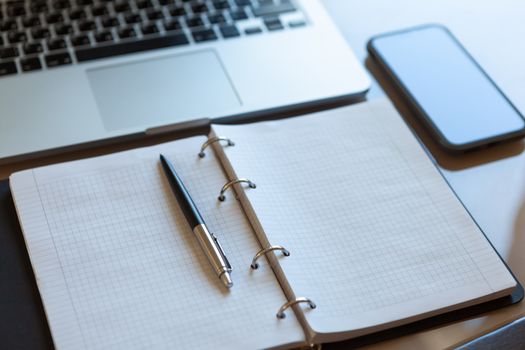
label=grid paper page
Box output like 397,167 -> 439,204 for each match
213,99 -> 516,340
10,136 -> 305,350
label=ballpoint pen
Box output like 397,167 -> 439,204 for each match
159,154 -> 233,289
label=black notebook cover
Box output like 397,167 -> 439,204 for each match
0,179 -> 522,349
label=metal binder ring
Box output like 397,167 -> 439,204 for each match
218,179 -> 256,201
198,137 -> 235,158
251,245 -> 290,269
276,297 -> 316,319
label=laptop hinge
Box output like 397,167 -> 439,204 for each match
145,118 -> 211,135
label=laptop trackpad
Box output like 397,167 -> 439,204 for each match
87,50 -> 241,131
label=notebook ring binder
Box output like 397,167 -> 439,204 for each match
218,179 -> 256,201
251,245 -> 290,269
276,297 -> 316,319
198,137 -> 235,158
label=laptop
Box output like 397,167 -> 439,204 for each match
0,0 -> 370,162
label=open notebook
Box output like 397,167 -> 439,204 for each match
10,99 -> 517,349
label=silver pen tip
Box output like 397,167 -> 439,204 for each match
221,273 -> 233,288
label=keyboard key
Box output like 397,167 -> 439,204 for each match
235,0 -> 251,5
76,0 -> 93,5
45,52 -> 72,67
23,42 -> 44,54
208,13 -> 226,24
185,16 -> 204,27
47,38 -> 67,50
52,0 -> 71,10
30,1 -> 49,14
22,16 -> 41,27
0,47 -> 19,59
101,16 -> 119,27
20,57 -> 42,72
219,24 -> 240,38
118,26 -> 136,39
141,23 -> 159,35
55,23 -> 74,35
244,26 -> 262,35
163,19 -> 181,31
7,31 -> 27,43
78,20 -> 96,31
192,28 -> 217,42
191,2 -> 208,13
7,3 -> 26,16
69,8 -> 87,20
264,17 -> 283,31
212,0 -> 230,10
114,1 -> 131,12
91,5 -> 109,16
0,61 -> 17,76
124,12 -> 142,24
95,31 -> 113,42
252,2 -> 296,17
76,32 -> 189,62
168,5 -> 186,16
288,20 -> 305,28
46,12 -> 64,24
229,8 -> 248,20
136,0 -> 154,9
0,20 -> 18,31
71,35 -> 90,47
159,0 -> 175,5
146,9 -> 164,20
31,27 -> 51,39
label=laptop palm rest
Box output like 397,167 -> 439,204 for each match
87,50 -> 241,132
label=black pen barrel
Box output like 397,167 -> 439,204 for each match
160,154 -> 204,228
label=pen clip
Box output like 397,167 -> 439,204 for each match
211,232 -> 232,271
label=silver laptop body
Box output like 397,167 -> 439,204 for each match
0,0 -> 370,162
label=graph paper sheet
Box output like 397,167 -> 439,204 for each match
10,136 -> 305,350
213,99 -> 516,342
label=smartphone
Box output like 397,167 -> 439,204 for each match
367,24 -> 525,152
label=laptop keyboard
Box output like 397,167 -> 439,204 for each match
0,0 -> 306,76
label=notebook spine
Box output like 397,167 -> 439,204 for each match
200,135 -> 316,320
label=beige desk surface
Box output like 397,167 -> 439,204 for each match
1,1 -> 525,349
